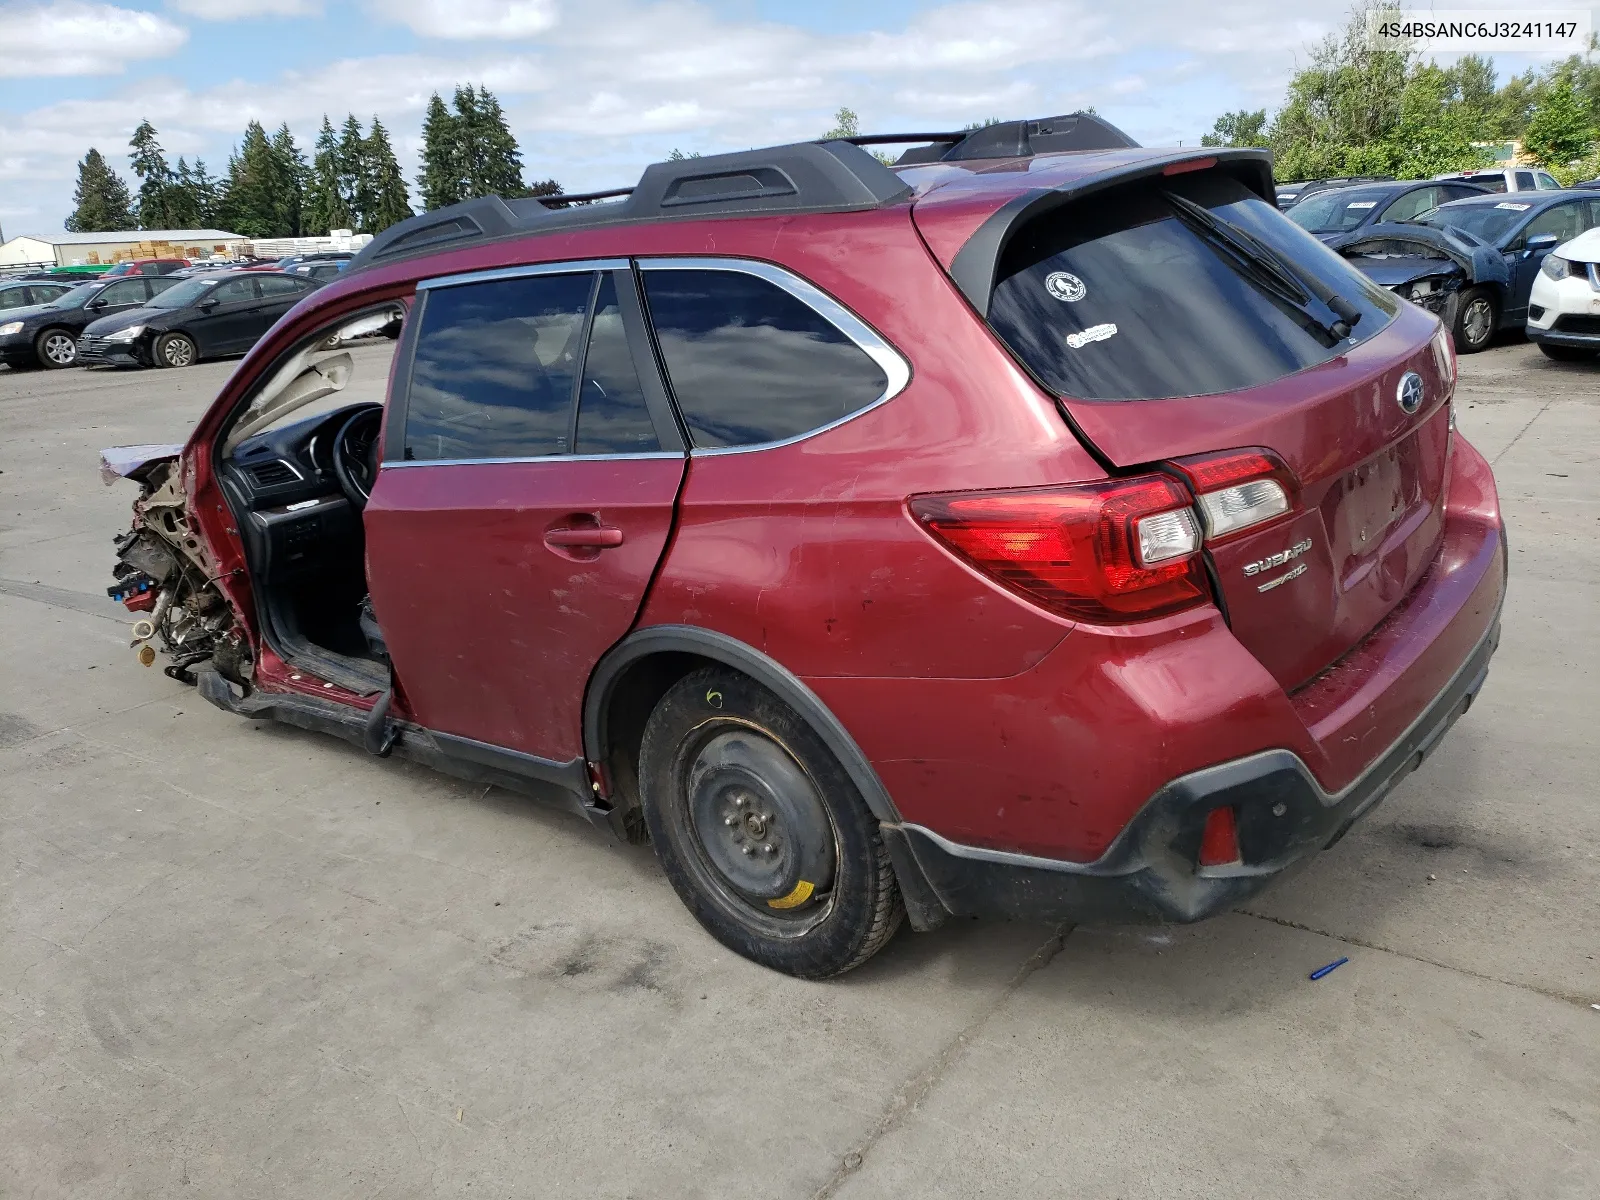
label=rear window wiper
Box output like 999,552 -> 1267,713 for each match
1163,191 -> 1364,341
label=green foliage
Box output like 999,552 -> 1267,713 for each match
822,107 -> 860,140
1200,109 -> 1268,148
65,148 -> 135,232
418,93 -> 460,211
527,179 -> 563,197
305,115 -> 352,236
1523,73 -> 1597,167
268,124 -> 308,238
128,119 -> 177,229
338,115 -> 374,232
363,118 -> 413,233
217,121 -> 281,238
665,148 -> 701,160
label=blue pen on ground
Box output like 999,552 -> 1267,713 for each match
1309,956 -> 1349,981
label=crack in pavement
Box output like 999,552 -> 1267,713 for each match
1234,908 -> 1593,1008
1489,398 -> 1554,466
811,924 -> 1072,1199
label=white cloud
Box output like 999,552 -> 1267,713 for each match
172,0 -> 319,16
372,0 -> 559,40
170,0 -> 320,18
2,0 -> 1583,233
0,1 -> 187,77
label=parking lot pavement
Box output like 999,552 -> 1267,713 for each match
3,344 -> 1597,1199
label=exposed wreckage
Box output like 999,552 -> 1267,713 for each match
102,444 -> 249,687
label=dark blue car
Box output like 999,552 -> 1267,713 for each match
1286,179 -> 1489,241
1329,189 -> 1600,352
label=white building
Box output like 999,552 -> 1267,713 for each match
0,229 -> 246,268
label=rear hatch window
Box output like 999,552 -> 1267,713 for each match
986,173 -> 1398,402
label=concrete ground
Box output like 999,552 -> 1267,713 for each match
2,341 -> 1596,1199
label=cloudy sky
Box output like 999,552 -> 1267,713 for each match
0,0 -> 1584,236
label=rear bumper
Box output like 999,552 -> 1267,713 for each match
884,607 -> 1500,925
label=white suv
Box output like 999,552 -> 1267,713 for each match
1434,167 -> 1563,194
1527,226 -> 1600,361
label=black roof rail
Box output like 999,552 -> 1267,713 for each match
349,140 -> 910,273
346,112 -> 1140,273
890,112 -> 1139,165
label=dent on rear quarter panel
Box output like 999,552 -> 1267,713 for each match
637,206 -> 1105,680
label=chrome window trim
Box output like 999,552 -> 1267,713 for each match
637,256 -> 912,456
417,258 -> 630,292
383,451 -> 683,470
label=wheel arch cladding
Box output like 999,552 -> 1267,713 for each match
584,625 -> 903,827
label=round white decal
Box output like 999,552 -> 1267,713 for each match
1045,271 -> 1086,302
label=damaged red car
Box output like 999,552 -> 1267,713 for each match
104,115 -> 1507,978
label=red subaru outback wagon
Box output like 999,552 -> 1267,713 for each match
104,114 -> 1505,977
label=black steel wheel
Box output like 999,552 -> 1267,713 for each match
155,332 -> 197,368
1451,287 -> 1497,354
638,666 -> 903,977
34,328 -> 77,369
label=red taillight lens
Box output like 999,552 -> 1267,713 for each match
1169,448 -> 1298,544
1198,806 -> 1241,866
909,475 -> 1210,623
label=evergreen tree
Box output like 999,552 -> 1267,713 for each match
218,121 -> 279,238
305,115 -> 353,235
65,149 -> 135,232
164,158 -> 204,229
338,114 -> 373,231
189,159 -> 222,227
129,119 -> 176,230
417,92 -> 460,211
362,117 -> 413,232
527,179 -> 563,197
268,123 -> 308,237
473,87 -> 525,197
452,84 -> 486,198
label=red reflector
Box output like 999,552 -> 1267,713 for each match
1162,157 -> 1217,175
1199,806 -> 1240,866
909,475 -> 1210,624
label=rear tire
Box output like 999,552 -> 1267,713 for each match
637,666 -> 903,978
155,332 -> 196,368
1537,342 -> 1596,362
1451,287 -> 1497,354
34,328 -> 77,369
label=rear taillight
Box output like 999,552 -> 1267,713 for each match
909,475 -> 1209,623
1169,449 -> 1297,544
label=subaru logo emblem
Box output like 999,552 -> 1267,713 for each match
1397,372 -> 1425,414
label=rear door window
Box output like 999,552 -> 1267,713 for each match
574,274 -> 659,455
98,279 -> 147,307
404,272 -> 594,462
1515,171 -> 1536,191
641,267 -> 889,448
1380,186 -> 1441,223
986,173 -> 1398,402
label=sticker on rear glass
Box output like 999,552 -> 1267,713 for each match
1045,271 -> 1086,302
1065,323 -> 1117,349
1494,202 -> 1531,210
1347,201 -> 1377,209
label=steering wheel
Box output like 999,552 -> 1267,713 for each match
333,404 -> 384,510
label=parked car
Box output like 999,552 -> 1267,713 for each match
276,252 -> 354,271
0,275 -> 180,369
1433,167 -> 1563,193
78,270 -> 322,368
0,279 -> 73,312
291,260 -> 347,283
1526,226 -> 1600,361
1574,178 -> 1600,190
1275,176 -> 1393,209
101,122 -> 1505,978
101,258 -> 190,278
1285,179 -> 1489,240
1328,190 -> 1600,351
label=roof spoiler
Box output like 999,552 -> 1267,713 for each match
946,148 -> 1277,316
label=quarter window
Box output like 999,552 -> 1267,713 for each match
404,272 -> 594,462
575,274 -> 659,455
642,267 -> 889,449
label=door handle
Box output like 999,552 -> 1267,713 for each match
545,526 -> 624,548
